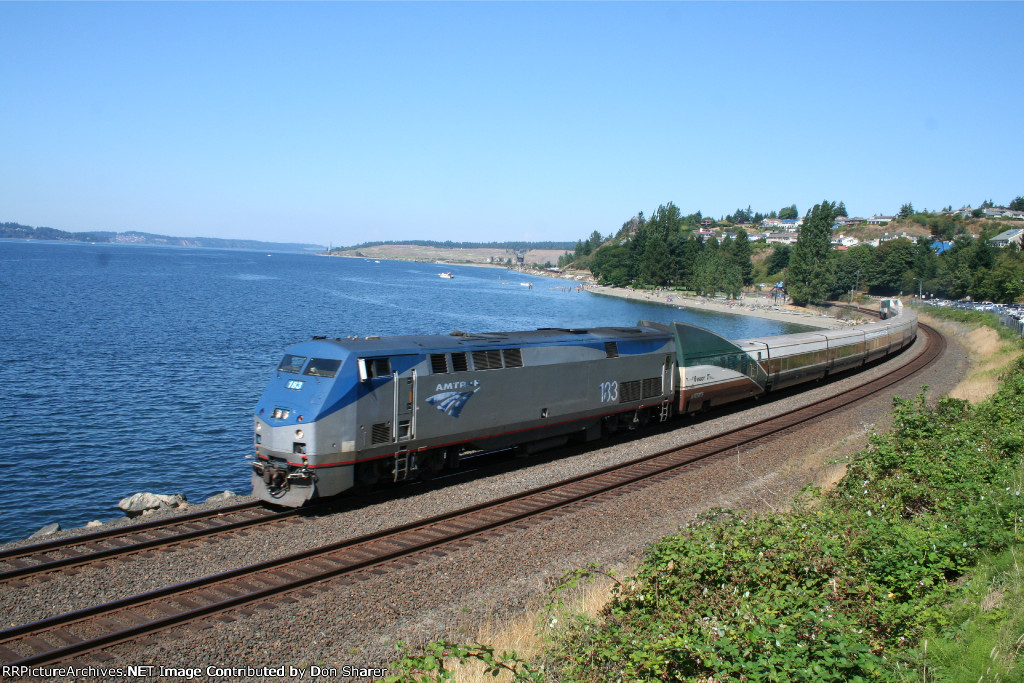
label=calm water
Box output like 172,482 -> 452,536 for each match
0,240 -> 809,543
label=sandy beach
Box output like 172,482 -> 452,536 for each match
585,284 -> 865,330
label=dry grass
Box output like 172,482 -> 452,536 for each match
446,568 -> 630,682
919,312 -> 1024,403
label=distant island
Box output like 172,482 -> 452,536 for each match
0,222 -> 325,254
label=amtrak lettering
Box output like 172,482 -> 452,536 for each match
434,380 -> 480,392
427,381 -> 481,417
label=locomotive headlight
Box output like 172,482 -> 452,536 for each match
295,429 -> 304,439
272,409 -> 282,419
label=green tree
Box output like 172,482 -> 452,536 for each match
898,203 -> 915,219
692,249 -> 742,298
1010,196 -> 1024,211
589,245 -> 632,286
836,201 -> 848,218
646,202 -> 684,242
787,200 -> 836,306
728,229 -> 754,286
870,238 -> 917,293
779,204 -> 798,220
764,244 -> 792,276
830,244 -> 874,299
639,237 -> 671,286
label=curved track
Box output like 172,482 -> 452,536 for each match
0,322 -> 943,668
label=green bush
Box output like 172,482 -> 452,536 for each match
544,357 -> 1024,681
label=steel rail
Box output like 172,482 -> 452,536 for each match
0,502 -> 303,583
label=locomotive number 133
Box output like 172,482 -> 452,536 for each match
599,381 -> 618,403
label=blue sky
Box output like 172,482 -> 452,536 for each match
2,2 -> 1022,247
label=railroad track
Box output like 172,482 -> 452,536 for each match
0,323 -> 944,669
0,501 -> 304,584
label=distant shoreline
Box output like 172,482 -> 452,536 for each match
325,248 -> 858,329
585,285 -> 856,330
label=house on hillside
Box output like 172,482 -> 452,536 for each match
766,232 -> 798,245
831,234 -> 859,248
989,228 -> 1024,248
879,231 -> 917,243
866,215 -> 895,225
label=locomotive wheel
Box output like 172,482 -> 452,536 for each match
354,461 -> 381,490
417,451 -> 445,481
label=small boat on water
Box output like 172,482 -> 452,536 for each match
439,272 -> 454,279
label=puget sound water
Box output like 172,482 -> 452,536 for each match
0,240 -> 811,543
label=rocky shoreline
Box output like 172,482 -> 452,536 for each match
19,490 -> 243,543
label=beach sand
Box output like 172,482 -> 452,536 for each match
586,285 -> 864,330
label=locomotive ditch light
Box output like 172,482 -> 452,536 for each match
295,429 -> 304,439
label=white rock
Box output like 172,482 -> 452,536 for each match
118,492 -> 189,518
86,520 -> 103,528
204,491 -> 237,505
28,522 -> 61,540
154,493 -> 188,508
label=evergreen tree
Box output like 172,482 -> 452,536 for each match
729,228 -> 754,286
787,200 -> 836,306
836,201 -> 848,218
639,237 -> 671,286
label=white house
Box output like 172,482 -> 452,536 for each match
766,232 -> 798,245
989,228 -> 1024,248
831,234 -> 860,248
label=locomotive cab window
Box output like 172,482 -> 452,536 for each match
278,355 -> 307,374
303,358 -> 342,378
358,357 -> 392,381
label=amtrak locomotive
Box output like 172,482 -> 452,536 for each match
252,301 -> 916,506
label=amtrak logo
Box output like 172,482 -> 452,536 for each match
427,381 -> 481,417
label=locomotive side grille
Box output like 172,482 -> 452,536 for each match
472,349 -> 503,370
604,342 -> 619,358
502,348 -> 523,368
371,422 -> 391,444
430,354 -> 449,374
642,377 -> 663,398
451,352 -> 469,372
619,380 -> 642,403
